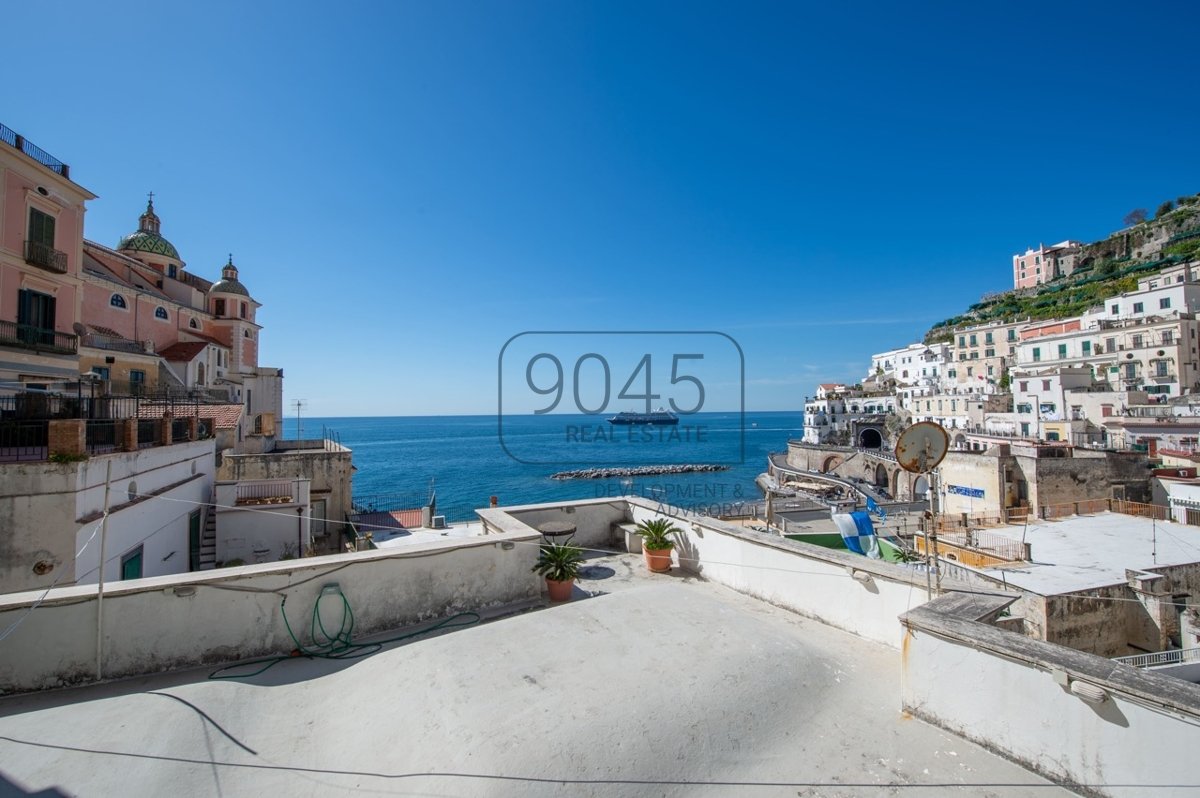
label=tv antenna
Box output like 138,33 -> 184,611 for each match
895,422 -> 950,598
291,399 -> 306,438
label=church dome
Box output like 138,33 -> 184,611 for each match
210,255 -> 250,297
117,196 -> 181,261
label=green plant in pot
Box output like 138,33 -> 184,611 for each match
532,541 -> 584,601
635,517 -> 681,573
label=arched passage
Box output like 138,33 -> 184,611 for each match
821,456 -> 843,474
891,469 -> 901,497
913,474 -> 929,498
858,428 -> 883,449
874,463 -> 888,487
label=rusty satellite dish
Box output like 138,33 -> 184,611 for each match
894,422 -> 949,474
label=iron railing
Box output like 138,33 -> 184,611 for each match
80,333 -> 150,354
0,122 -> 70,178
24,240 -> 68,273
137,419 -> 162,448
85,419 -> 118,454
0,320 -> 77,355
938,530 -> 1026,562
0,420 -> 49,462
1113,647 -> 1200,669
235,480 -> 296,505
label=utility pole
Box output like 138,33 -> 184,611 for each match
291,399 -> 306,439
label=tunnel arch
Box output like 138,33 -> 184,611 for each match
858,428 -> 883,449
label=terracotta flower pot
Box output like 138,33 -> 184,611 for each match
644,547 -> 673,573
546,577 -> 575,602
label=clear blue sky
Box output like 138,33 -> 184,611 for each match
6,1 -> 1198,416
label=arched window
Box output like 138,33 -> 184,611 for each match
155,307 -> 168,320
110,294 -> 127,308
189,318 -> 199,329
244,329 -> 250,338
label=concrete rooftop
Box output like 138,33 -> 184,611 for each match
978,511 -> 1200,594
0,554 -> 1069,797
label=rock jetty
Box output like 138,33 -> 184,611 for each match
550,464 -> 730,480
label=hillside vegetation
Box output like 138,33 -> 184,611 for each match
924,197 -> 1200,344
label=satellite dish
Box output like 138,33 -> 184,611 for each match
895,422 -> 950,474
72,322 -> 86,336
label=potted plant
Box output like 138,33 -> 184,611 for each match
532,541 -> 584,601
635,517 -> 681,573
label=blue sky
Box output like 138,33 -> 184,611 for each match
6,1 -> 1198,415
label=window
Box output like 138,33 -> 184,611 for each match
948,369 -> 956,378
1017,403 -> 1033,414
1008,329 -> 1017,341
985,333 -> 993,345
1111,304 -> 1119,314
1082,341 -> 1092,355
93,366 -> 110,380
214,298 -> 225,316
189,511 -> 202,572
1032,347 -> 1041,362
986,366 -> 994,377
1134,302 -> 1144,313
1161,298 -> 1171,309
967,367 -> 974,377
129,369 -> 145,385
154,307 -> 168,320
27,207 -> 56,247
1019,381 -> 1028,392
1163,330 -> 1174,344
1132,334 -> 1143,348
1035,256 -> 1041,264
1042,379 -> 1050,391
189,318 -> 199,329
244,329 -> 250,338
969,334 -> 977,346
110,294 -> 127,309
120,546 -> 143,581
1150,281 -> 1159,289
240,302 -> 247,319
985,348 -> 995,357
1058,344 -> 1067,358
1125,363 -> 1137,379
1156,361 -> 1169,377
17,289 -> 56,342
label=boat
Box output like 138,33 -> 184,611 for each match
607,408 -> 679,426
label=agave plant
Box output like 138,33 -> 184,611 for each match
635,517 -> 682,551
532,541 -> 584,582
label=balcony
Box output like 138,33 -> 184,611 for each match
80,333 -> 151,354
0,122 -> 70,178
23,240 -> 67,274
0,320 -> 77,355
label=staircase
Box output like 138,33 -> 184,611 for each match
200,499 -> 217,569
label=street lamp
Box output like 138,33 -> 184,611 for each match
79,371 -> 101,419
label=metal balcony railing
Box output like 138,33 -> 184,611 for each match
1113,647 -> 1200,669
24,240 -> 68,273
1,122 -> 70,178
0,320 -> 78,355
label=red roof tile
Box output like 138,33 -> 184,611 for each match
158,342 -> 210,362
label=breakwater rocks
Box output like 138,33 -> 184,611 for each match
550,464 -> 730,480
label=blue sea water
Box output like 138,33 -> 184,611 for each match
285,412 -> 803,520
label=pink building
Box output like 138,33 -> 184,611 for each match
1012,240 -> 1083,290
1,122 -> 282,442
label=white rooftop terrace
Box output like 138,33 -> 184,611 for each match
0,553 -> 1066,797
974,512 -> 1200,595
1,496 -> 1197,797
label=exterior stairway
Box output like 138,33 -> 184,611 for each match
199,500 -> 217,569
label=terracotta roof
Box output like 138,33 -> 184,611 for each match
179,330 -> 229,348
158,342 -> 209,362
818,383 -> 844,389
87,324 -> 126,339
81,248 -> 169,299
136,403 -> 243,429
349,509 -> 425,532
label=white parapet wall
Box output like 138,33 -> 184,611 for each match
0,527 -> 541,694
616,498 -> 933,648
901,593 -> 1200,798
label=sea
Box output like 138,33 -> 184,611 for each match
284,411 -> 804,521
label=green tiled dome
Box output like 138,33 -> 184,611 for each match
117,230 -> 180,260
117,196 -> 180,261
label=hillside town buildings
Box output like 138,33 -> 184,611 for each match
1012,240 -> 1083,289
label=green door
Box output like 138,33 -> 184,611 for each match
121,546 -> 143,580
